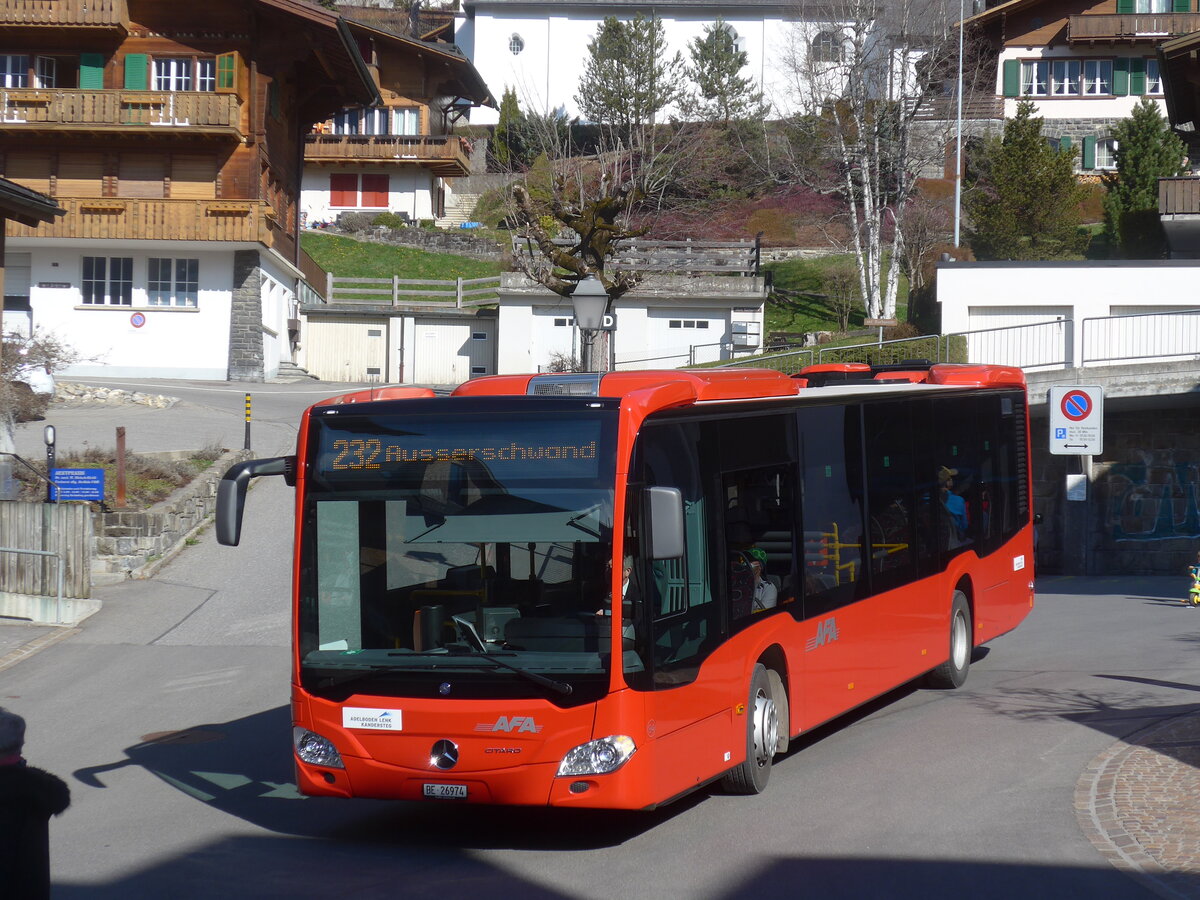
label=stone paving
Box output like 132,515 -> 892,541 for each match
1076,711 -> 1200,899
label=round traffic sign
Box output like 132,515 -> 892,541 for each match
1061,389 -> 1092,421
130,312 -> 146,329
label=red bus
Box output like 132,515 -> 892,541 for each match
217,362 -> 1034,809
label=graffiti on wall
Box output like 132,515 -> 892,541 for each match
1106,460 -> 1200,541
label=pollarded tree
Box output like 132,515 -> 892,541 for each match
966,101 -> 1090,260
575,15 -> 685,139
683,18 -> 770,126
1102,98 -> 1185,258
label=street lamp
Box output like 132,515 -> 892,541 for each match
954,0 -> 965,248
570,274 -> 610,372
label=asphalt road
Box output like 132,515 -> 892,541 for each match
5,380 -> 1200,899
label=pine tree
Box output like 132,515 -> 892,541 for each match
683,18 -> 769,125
966,101 -> 1090,260
575,15 -> 684,137
492,87 -> 520,169
1102,98 -> 1185,258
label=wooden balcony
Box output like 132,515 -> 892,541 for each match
1159,176 -> 1200,215
910,95 -> 1005,121
4,198 -> 290,252
1068,13 -> 1200,42
0,0 -> 128,28
0,90 -> 242,139
304,134 -> 471,176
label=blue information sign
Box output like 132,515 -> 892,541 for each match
51,468 -> 105,501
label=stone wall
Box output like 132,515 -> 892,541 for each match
328,224 -> 506,261
1033,409 -> 1200,576
228,249 -> 265,382
92,448 -> 252,584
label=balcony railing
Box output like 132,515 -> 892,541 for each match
1159,176 -> 1200,215
0,0 -> 127,27
4,198 -> 288,250
0,90 -> 242,136
304,134 -> 471,175
1068,12 -> 1200,41
909,95 -> 1005,121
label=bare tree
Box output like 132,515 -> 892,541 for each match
823,259 -> 862,331
1,331 -> 76,499
773,0 -> 986,321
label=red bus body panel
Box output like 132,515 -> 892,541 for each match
282,365 -> 1035,809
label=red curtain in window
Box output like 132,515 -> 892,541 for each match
361,174 -> 389,208
330,173 -> 357,207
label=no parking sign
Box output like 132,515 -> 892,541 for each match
1048,385 -> 1104,455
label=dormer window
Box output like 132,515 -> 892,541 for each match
509,34 -> 525,55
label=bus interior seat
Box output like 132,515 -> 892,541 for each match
477,607 -> 520,643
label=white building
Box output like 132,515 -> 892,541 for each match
457,0 -> 828,124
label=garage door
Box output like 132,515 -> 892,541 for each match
413,317 -> 495,385
304,316 -> 388,382
965,306 -> 1071,369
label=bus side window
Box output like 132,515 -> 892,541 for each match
797,405 -> 866,618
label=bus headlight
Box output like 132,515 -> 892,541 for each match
556,735 -> 636,776
293,727 -> 344,769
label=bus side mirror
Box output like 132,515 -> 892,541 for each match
216,456 -> 292,546
646,486 -> 685,560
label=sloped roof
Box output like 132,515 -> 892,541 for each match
0,178 -> 62,228
959,0 -> 1043,28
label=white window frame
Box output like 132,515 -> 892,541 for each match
196,57 -> 215,93
147,257 -> 199,307
811,31 -> 842,64
1082,60 -> 1111,96
154,58 -> 192,92
1,54 -> 29,88
393,107 -> 420,135
1146,58 -> 1164,96
82,256 -> 133,306
332,109 -> 359,135
509,34 -> 524,55
34,56 -> 55,89
1051,59 -> 1081,96
1021,60 -> 1049,97
361,107 -> 389,136
1095,139 -> 1117,170
1136,0 -> 1170,12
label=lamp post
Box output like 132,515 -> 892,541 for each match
954,0 -> 965,248
570,274 -> 610,373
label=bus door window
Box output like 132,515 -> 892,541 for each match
636,420 -> 720,689
973,391 -> 1028,555
933,397 -> 981,557
863,401 -> 917,592
797,405 -> 867,618
718,414 -> 798,625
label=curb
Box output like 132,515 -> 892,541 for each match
1075,709 -> 1200,899
0,627 -> 80,674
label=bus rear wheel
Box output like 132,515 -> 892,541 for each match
722,664 -> 781,795
926,591 -> 972,689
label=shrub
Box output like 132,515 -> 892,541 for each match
417,219 -> 437,230
371,212 -> 408,229
336,211 -> 374,232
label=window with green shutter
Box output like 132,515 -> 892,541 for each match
216,51 -> 237,92
1130,58 -> 1146,95
1173,0 -> 1190,12
123,53 -> 147,90
1116,0 -> 1134,12
1060,135 -> 1073,153
1002,59 -> 1020,98
78,53 -> 104,89
1082,135 -> 1096,170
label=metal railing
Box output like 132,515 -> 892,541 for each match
1081,308 -> 1200,366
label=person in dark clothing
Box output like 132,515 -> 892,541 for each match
0,707 -> 70,900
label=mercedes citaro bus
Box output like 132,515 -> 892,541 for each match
217,362 -> 1035,809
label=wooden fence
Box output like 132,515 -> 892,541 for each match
511,236 -> 762,277
0,502 -> 92,599
323,274 -> 500,307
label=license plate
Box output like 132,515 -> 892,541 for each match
423,783 -> 467,799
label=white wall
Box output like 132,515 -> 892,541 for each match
464,4 -> 802,124
15,244 -> 235,380
300,167 -> 437,225
937,260 -> 1200,368
996,47 -> 1168,122
259,253 -> 299,380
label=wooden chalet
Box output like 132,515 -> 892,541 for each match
965,0 -> 1188,172
301,7 -> 493,226
0,0 -> 379,380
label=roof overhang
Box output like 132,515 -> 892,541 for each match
1159,30 -> 1200,131
0,178 -> 64,229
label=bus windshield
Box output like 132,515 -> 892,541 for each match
298,406 -> 622,703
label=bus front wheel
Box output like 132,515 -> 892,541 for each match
722,664 -> 781,795
926,591 -> 972,689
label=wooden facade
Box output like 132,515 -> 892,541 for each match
0,0 -> 376,255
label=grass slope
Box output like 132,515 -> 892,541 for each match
301,232 -> 505,281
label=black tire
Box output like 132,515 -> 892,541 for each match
722,663 -> 780,795
926,590 -> 972,689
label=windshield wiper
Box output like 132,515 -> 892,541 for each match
309,664 -> 396,691
433,645 -> 574,696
